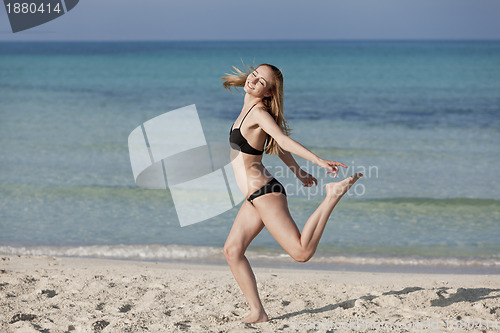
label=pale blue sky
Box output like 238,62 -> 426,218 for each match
1,0 -> 500,41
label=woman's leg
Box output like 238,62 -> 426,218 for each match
253,173 -> 362,262
223,200 -> 268,323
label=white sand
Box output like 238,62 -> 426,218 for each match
1,255 -> 499,333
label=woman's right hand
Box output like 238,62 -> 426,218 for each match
316,158 -> 348,178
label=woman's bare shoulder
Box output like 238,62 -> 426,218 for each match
253,104 -> 273,118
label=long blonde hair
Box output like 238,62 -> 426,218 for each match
221,63 -> 290,155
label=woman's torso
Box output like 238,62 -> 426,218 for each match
229,103 -> 273,196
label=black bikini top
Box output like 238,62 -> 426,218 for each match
229,104 -> 264,155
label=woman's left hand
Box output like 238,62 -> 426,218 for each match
297,170 -> 318,187
316,158 -> 348,178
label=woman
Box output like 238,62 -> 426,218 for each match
222,64 -> 362,323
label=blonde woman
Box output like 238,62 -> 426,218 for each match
223,64 -> 362,323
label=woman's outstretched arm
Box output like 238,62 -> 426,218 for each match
277,149 -> 318,187
277,149 -> 301,175
255,108 -> 347,177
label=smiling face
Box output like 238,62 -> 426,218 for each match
243,65 -> 274,98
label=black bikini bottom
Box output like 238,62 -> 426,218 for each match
247,178 -> 286,206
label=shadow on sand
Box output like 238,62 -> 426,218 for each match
269,287 -> 500,322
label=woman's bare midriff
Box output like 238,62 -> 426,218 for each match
230,148 -> 273,197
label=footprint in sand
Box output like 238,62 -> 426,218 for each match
118,304 -> 133,313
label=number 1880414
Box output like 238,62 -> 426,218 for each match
5,2 -> 62,14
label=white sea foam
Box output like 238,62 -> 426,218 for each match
0,245 -> 498,269
312,255 -> 500,268
0,244 -> 222,260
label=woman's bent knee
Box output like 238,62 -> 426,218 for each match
291,250 -> 314,263
223,243 -> 244,262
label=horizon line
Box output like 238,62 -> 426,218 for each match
1,38 -> 500,43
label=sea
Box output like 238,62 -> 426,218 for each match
1,40 -> 499,273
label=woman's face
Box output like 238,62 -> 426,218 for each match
244,66 -> 274,98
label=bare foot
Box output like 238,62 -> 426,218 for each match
326,172 -> 363,199
241,310 -> 268,324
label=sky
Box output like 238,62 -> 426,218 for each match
1,0 -> 500,41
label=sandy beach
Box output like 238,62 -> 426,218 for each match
0,255 -> 498,332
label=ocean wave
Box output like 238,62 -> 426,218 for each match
311,254 -> 500,268
0,244 -> 221,260
1,244 -> 498,269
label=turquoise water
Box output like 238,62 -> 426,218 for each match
0,41 -> 499,269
